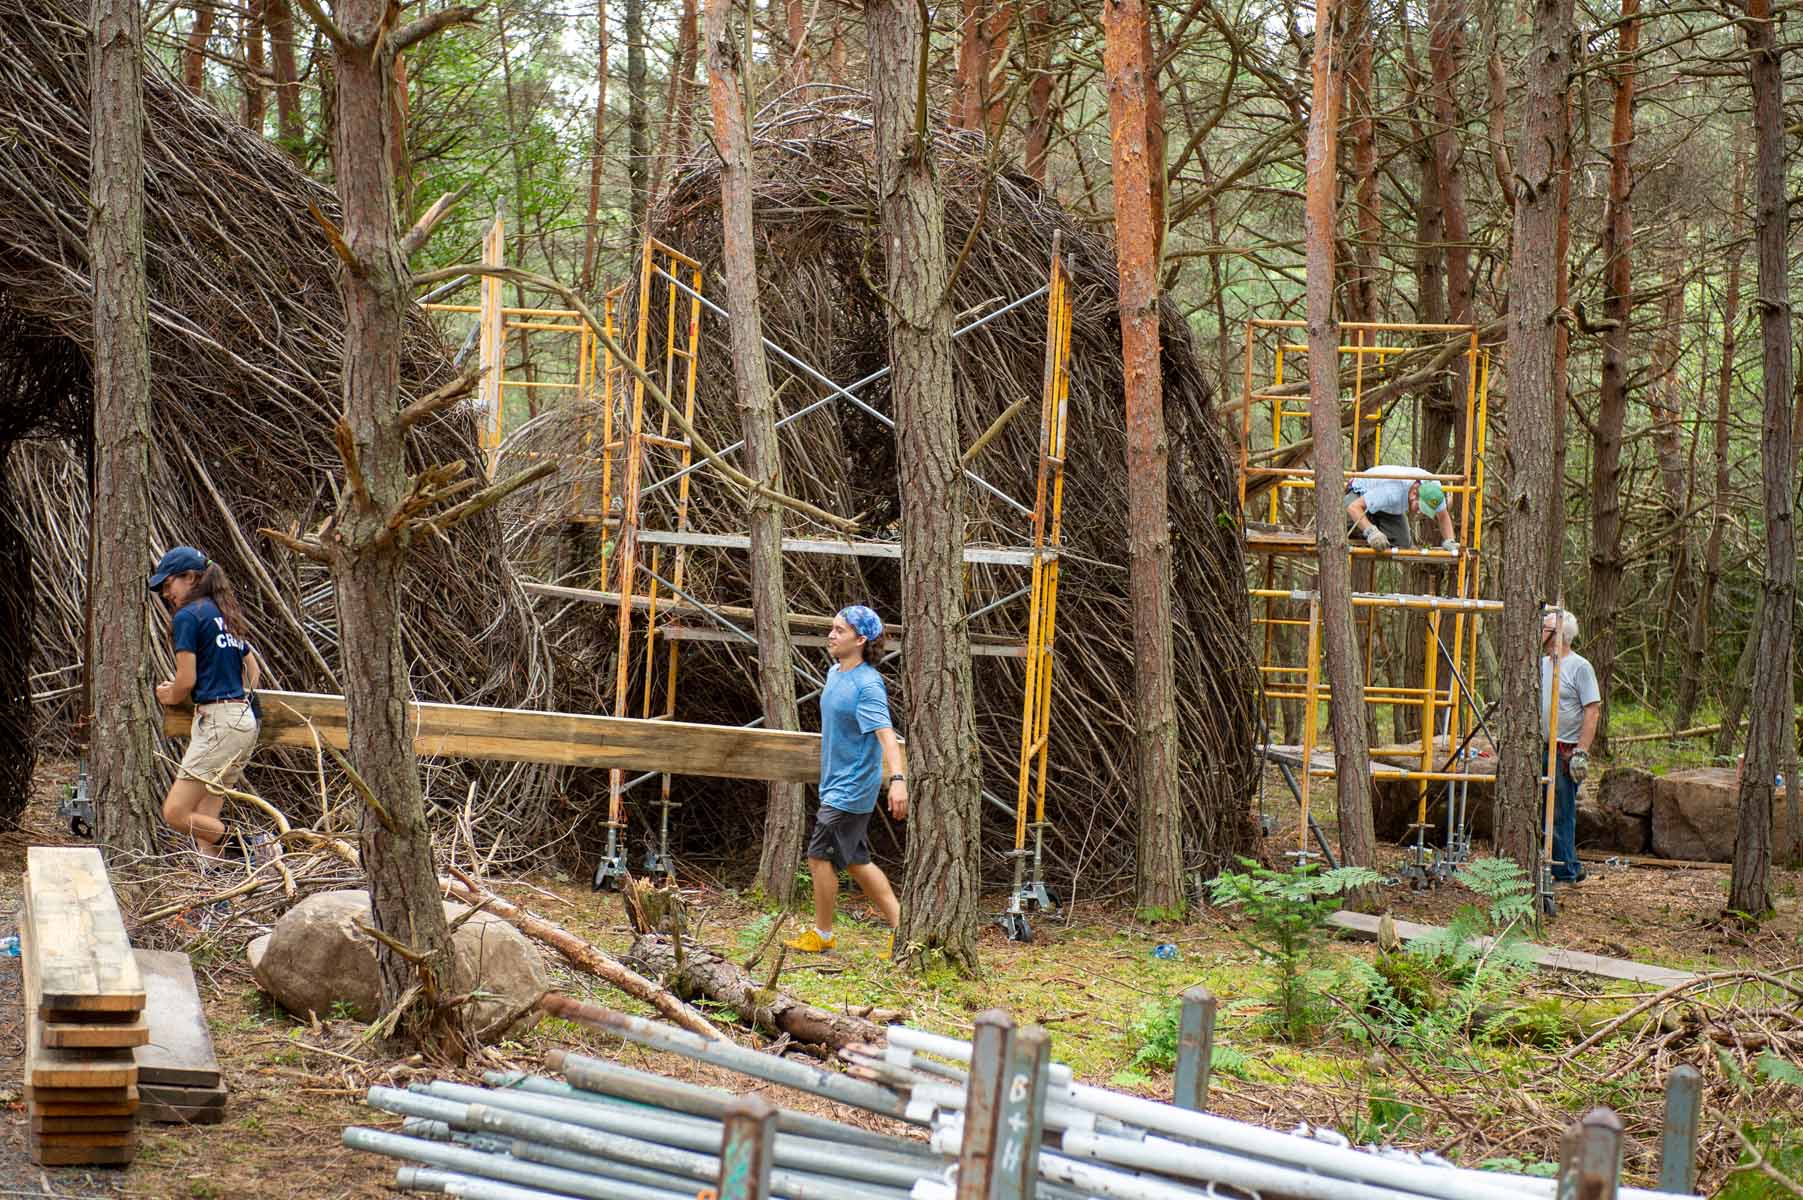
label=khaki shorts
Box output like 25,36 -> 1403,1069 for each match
179,700 -> 259,791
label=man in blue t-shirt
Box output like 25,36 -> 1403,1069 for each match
1345,465 -> 1459,552
785,604 -> 909,958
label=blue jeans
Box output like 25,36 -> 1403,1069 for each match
1551,751 -> 1580,881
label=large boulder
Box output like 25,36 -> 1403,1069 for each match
1577,767 -> 1655,854
1650,768 -> 1789,862
248,890 -> 550,1042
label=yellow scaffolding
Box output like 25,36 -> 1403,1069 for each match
1237,319 -> 1497,878
424,230 -> 1077,908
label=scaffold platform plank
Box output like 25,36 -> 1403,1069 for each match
162,690 -> 820,783
1327,911 -> 1700,988
633,528 -> 1049,567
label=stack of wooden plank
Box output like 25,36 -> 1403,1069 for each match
20,846 -> 146,1166
135,949 -> 227,1124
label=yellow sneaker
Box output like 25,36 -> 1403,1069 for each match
785,929 -> 835,953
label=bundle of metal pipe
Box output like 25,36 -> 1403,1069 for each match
344,1001 -> 1697,1200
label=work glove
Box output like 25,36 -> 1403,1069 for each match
1440,538 -> 1460,555
1363,526 -> 1391,552
1568,749 -> 1589,783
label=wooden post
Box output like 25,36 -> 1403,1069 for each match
1657,1065 -> 1701,1194
478,214 -> 505,478
957,1010 -> 1015,1200
1173,986 -> 1216,1112
716,1094 -> 777,1200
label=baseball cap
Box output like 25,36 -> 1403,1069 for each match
1416,480 -> 1447,516
838,605 -> 883,642
148,546 -> 208,591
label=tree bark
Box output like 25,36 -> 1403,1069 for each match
1730,0 -> 1795,917
1302,0 -> 1375,871
1343,0 -> 1378,328
1677,156 -> 1745,730
649,0 -> 700,215
783,0 -> 811,89
1103,0 -> 1184,912
183,2 -> 215,94
626,935 -> 883,1053
265,0 -> 303,150
625,0 -> 649,237
706,0 -> 807,901
579,0 -> 609,298
868,0 -> 983,970
243,1 -> 267,130
321,0 -> 461,1050
1494,0 -> 1574,870
89,0 -> 164,860
1023,2 -> 1058,186
1646,250 -> 1691,689
1584,0 -> 1638,753
1427,0 -> 1472,472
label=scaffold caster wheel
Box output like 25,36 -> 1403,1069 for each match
642,849 -> 672,877
1539,892 -> 1558,919
999,911 -> 1033,943
69,816 -> 91,839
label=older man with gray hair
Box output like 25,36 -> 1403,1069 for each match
1541,607 -> 1601,884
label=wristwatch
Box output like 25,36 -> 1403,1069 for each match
888,774 -> 906,785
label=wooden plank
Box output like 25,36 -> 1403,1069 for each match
26,1084 -> 139,1104
31,1131 -> 139,1148
32,1115 -> 138,1134
138,1102 -> 228,1125
29,1141 -> 136,1166
1327,911 -> 1700,988
30,1099 -> 140,1117
24,847 -> 145,1013
20,899 -> 140,1092
43,1017 -> 151,1049
141,1082 -> 227,1107
633,527 -> 1050,567
162,689 -> 821,783
657,625 -> 1030,658
134,950 -> 223,1088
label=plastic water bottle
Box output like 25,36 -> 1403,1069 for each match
0,934 -> 19,958
1151,942 -> 1179,961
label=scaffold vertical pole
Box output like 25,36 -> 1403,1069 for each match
1296,595 -> 1322,863
477,214 -> 505,480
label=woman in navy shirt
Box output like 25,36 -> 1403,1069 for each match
148,546 -> 261,861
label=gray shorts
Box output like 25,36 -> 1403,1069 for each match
1347,500 -> 1414,549
806,804 -> 873,869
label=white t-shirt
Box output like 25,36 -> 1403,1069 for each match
1347,465 -> 1430,517
1540,652 -> 1601,743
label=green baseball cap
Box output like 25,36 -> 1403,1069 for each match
1417,480 -> 1447,516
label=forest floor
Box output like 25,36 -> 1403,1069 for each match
2,757 -> 1799,1200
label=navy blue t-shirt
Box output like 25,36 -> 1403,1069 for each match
171,598 -> 253,703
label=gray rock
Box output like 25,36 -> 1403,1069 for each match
248,889 -> 549,1042
1599,766 -> 1656,818
1650,768 -> 1789,862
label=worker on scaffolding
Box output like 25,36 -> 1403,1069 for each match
786,605 -> 908,959
1344,465 -> 1458,553
1541,608 -> 1601,885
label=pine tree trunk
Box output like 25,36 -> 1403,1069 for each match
579,0 -> 608,298
183,2 -> 215,94
1495,0 -> 1574,869
1676,154 -> 1745,730
1730,0 -> 1795,917
89,0 -> 163,860
324,0 -> 456,1048
1585,0 -> 1639,753
1302,0 -> 1375,872
868,0 -> 982,971
625,0 -> 649,237
705,0 -> 807,901
1647,251 -> 1691,689
1023,2 -> 1057,185
1103,0 -> 1184,913
265,0 -> 303,150
244,1 -> 267,130
1344,0 -> 1378,327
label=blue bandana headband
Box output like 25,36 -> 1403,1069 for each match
839,605 -> 883,642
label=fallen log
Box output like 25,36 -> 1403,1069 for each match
626,932 -> 884,1055
440,869 -> 724,1043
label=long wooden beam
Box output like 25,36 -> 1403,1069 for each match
161,690 -> 820,783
